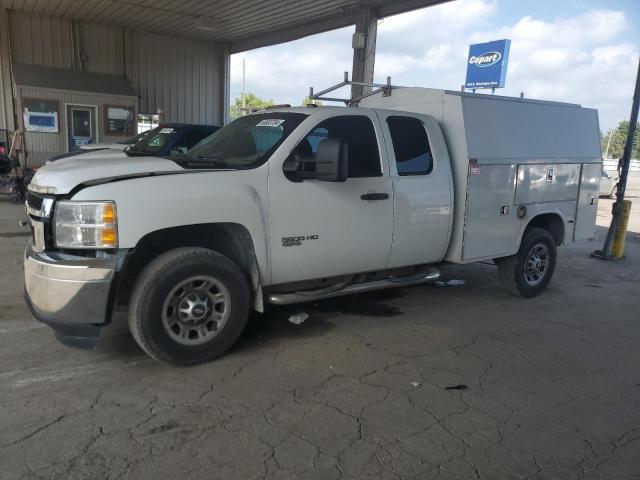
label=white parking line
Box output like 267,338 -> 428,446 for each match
0,324 -> 47,334
1,359 -> 148,388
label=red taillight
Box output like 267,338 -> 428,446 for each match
0,146 -> 6,154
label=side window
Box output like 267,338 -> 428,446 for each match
287,115 -> 381,179
171,130 -> 212,154
387,116 -> 433,176
307,127 -> 328,153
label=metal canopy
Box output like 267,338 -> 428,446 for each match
1,0 -> 451,52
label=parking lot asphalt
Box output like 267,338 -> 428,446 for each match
0,180 -> 639,480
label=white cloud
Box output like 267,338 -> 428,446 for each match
471,9 -> 637,129
379,0 -> 497,35
230,27 -> 354,105
231,0 -> 638,130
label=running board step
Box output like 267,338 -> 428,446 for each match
267,268 -> 440,305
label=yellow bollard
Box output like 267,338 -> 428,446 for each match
612,200 -> 632,258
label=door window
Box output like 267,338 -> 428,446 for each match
286,115 -> 381,180
67,105 -> 96,151
387,116 -> 433,176
72,109 -> 91,138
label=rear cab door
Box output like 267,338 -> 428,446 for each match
375,110 -> 454,267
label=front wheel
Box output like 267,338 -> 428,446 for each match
496,227 -> 557,298
128,247 -> 250,366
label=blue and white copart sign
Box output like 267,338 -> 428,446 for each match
465,39 -> 511,90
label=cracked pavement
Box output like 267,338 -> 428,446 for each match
1,184 -> 639,480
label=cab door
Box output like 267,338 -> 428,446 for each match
267,111 -> 393,285
376,112 -> 453,267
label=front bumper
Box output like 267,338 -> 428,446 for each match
24,244 -> 125,348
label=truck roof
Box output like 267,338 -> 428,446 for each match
258,87 -> 585,116
251,106 -> 362,115
441,88 -> 581,108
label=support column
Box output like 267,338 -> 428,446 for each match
222,42 -> 231,125
213,41 -> 231,125
0,8 -> 16,131
351,6 -> 378,100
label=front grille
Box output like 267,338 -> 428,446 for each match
26,192 -> 43,211
26,192 -> 54,220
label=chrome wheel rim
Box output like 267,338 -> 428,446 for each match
524,244 -> 550,286
161,275 -> 230,346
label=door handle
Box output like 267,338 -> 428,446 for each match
361,193 -> 389,201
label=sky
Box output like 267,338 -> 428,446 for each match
230,0 -> 640,132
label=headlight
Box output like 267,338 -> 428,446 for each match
54,201 -> 118,249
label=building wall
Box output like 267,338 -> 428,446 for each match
4,10 -> 227,139
126,30 -> 227,125
16,86 -> 137,166
82,23 -> 126,75
0,8 -> 14,131
9,11 -> 74,69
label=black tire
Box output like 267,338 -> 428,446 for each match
496,227 -> 557,298
128,247 -> 250,366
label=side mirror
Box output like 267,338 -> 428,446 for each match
314,138 -> 349,182
284,138 -> 349,182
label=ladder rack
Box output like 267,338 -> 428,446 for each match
309,72 -> 399,106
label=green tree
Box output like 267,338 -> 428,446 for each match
230,93 -> 274,119
603,120 -> 640,159
301,96 -> 323,106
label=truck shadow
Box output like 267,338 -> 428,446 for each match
235,289 -> 407,350
100,289 -> 407,359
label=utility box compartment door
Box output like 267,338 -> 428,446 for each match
574,163 -> 600,241
462,164 -> 518,261
515,164 -> 580,204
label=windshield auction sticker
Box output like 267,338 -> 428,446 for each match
256,119 -> 285,128
159,128 -> 175,134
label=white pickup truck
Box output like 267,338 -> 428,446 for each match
24,88 -> 602,365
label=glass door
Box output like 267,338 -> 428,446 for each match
66,105 -> 97,151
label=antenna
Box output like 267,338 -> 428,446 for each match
242,58 -> 246,113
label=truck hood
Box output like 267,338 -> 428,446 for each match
80,143 -> 128,151
29,150 -> 184,195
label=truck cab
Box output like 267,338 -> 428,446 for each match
24,89 -> 601,365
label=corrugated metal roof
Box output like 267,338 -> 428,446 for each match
12,63 -> 138,96
1,0 -> 451,52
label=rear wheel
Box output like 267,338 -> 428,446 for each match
128,247 -> 250,366
496,227 -> 557,298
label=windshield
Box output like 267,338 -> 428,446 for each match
183,112 -> 308,169
120,130 -> 154,145
128,126 -> 181,155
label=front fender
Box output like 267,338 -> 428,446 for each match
71,168 -> 271,282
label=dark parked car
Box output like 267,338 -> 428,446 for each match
78,129 -> 154,152
125,124 -> 221,157
48,123 -> 220,162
